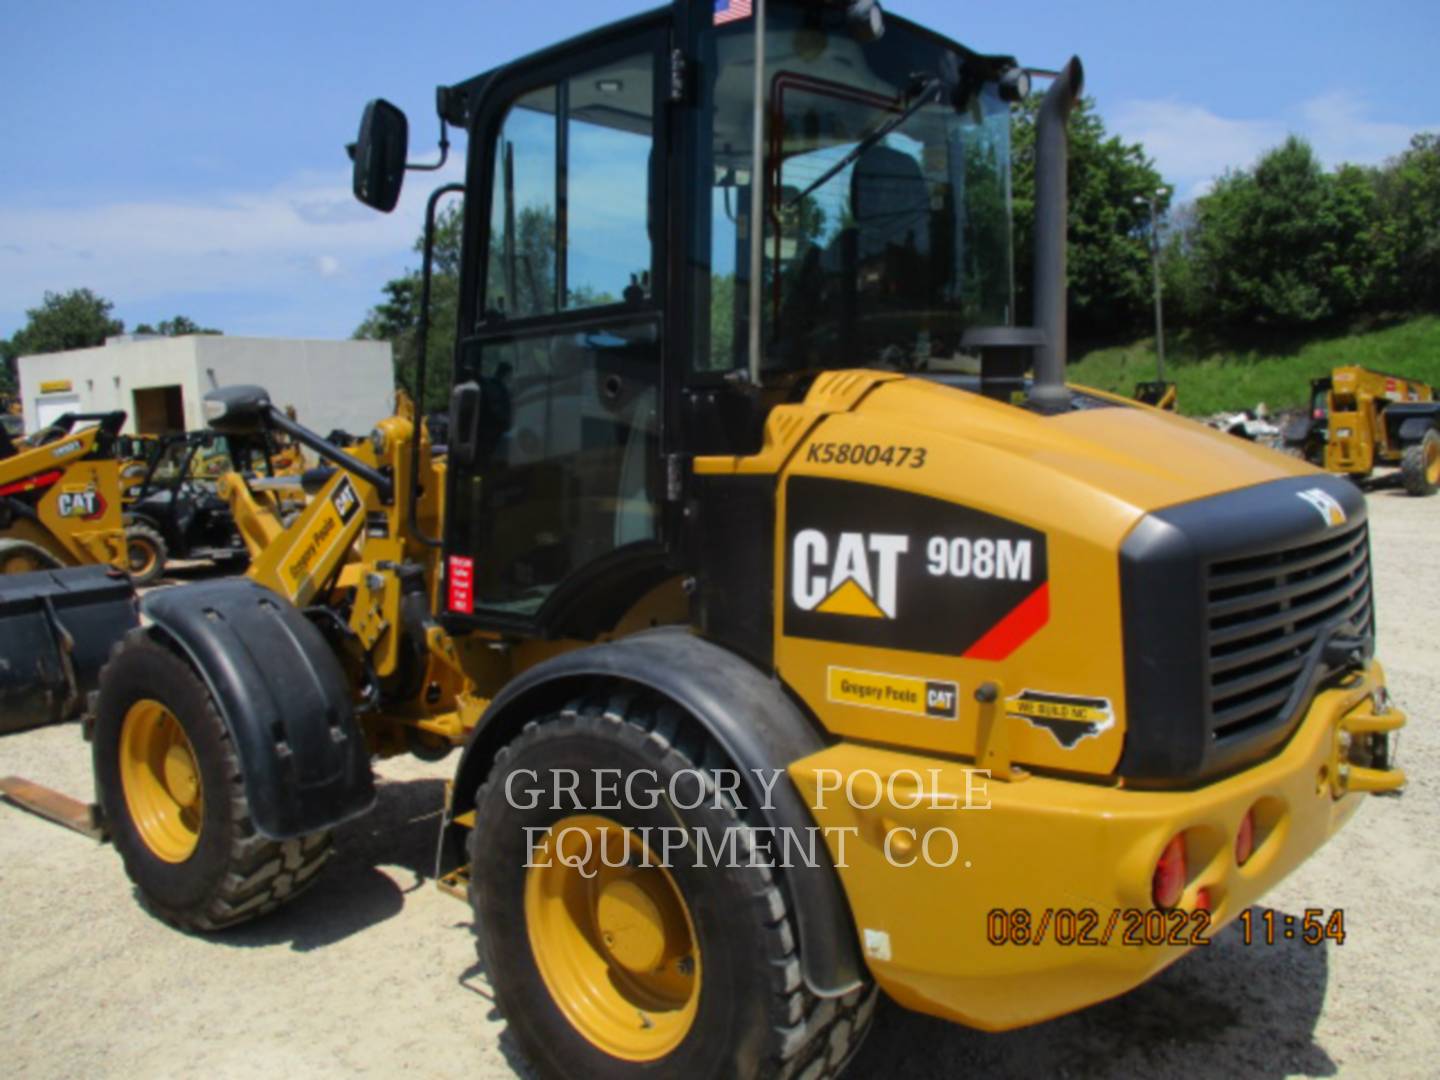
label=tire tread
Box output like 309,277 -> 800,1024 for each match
469,686 -> 875,1079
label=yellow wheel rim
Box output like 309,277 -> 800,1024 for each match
525,814 -> 701,1061
128,538 -> 158,577
1426,439 -> 1440,486
2,551 -> 44,574
119,700 -> 203,862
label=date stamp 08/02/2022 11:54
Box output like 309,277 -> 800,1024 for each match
985,907 -> 1348,948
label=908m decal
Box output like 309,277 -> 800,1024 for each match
784,477 -> 1048,658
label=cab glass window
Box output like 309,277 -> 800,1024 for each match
484,55 -> 655,321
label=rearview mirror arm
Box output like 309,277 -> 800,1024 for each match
404,114 -> 451,173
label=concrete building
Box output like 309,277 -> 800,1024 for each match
17,335 -> 395,437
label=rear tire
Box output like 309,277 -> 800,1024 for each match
93,630 -> 332,930
0,538 -> 63,574
1401,429 -> 1440,496
469,691 -> 875,1079
124,523 -> 167,586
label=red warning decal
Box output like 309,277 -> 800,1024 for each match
447,555 -> 475,614
0,469 -> 63,497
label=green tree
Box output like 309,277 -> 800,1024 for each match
135,315 -> 221,336
2,288 -> 125,391
1011,94 -> 1171,343
355,200 -> 463,411
1186,137 -> 1373,328
1368,133 -> 1440,312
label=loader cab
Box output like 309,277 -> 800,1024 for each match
357,1 -> 1024,639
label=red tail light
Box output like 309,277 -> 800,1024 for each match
1236,808 -> 1256,866
1152,835 -> 1187,909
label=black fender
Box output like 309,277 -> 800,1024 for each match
141,578 -> 375,838
1384,401 -> 1440,445
442,627 -> 865,998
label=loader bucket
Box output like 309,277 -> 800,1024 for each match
0,566 -> 138,734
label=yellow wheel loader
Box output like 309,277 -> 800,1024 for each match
1134,379 -> 1177,411
0,411 -> 131,576
20,3 -> 1409,1076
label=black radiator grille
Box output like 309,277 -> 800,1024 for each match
1206,518 -> 1372,741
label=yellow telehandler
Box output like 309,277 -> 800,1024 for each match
4,3 -> 1409,1077
1284,365 -> 1440,494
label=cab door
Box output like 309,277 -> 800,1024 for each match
445,26 -> 671,636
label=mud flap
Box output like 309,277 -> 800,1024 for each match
0,567 -> 138,734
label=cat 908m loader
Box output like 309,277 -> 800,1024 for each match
13,3 -> 1408,1077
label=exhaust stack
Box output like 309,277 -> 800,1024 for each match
1029,56 -> 1084,415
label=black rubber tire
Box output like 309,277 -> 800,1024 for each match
93,629 -> 332,930
469,689 -> 876,1080
1400,429 -> 1440,497
124,522 -> 168,586
0,538 -> 63,574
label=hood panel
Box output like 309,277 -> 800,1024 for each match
861,379 -> 1313,515
770,375 -> 1329,780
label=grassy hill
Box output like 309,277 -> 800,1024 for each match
1067,315 -> 1440,416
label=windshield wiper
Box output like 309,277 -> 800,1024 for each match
786,77 -> 945,208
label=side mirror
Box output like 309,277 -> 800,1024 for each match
352,99 -> 409,213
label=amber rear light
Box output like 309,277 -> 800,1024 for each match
1236,808 -> 1256,866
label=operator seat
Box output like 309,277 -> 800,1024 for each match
848,143 -> 932,363
850,143 -> 932,263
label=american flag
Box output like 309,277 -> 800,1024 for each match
714,0 -> 753,25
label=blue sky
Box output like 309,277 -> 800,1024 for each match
3,0 -> 1436,343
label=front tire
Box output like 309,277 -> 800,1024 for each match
124,522 -> 167,586
94,631 -> 331,930
1401,429 -> 1440,496
469,691 -> 875,1079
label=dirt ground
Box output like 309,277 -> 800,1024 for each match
2,490 -> 1437,1079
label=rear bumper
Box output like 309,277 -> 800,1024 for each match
788,661 -> 1405,1031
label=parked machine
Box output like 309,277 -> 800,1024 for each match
2,3 -> 1409,1077
0,411 -> 130,575
1285,365 -> 1440,495
123,432 -> 252,575
1133,379 -> 1177,411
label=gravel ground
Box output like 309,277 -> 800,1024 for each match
1,491 -> 1436,1079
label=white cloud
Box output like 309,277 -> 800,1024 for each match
1109,94 -> 1437,202
0,160 -> 465,336
1296,92 -> 1429,169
